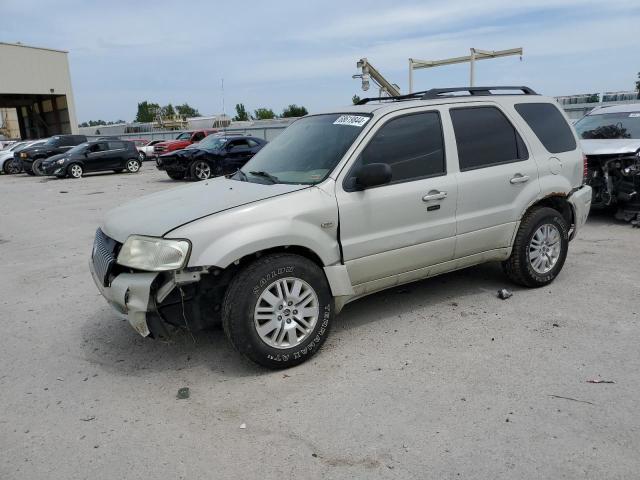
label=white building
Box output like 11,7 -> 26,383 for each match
0,42 -> 79,139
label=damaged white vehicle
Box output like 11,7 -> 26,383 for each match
90,86 -> 592,368
577,103 -> 640,223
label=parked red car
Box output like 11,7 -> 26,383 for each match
153,129 -> 218,156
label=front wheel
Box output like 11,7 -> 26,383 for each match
68,163 -> 83,178
190,160 -> 213,181
3,160 -> 21,174
138,151 -> 146,162
502,207 -> 569,287
222,254 -> 334,369
32,158 -> 45,176
126,158 -> 141,173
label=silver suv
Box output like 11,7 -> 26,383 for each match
90,86 -> 592,368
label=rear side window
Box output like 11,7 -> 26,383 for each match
354,111 -> 446,185
515,103 -> 577,153
450,106 -> 528,171
108,141 -> 124,150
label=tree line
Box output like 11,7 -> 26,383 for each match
233,103 -> 308,121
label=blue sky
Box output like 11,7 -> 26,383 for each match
3,0 -> 639,122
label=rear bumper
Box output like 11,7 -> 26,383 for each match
568,185 -> 592,239
89,258 -> 159,337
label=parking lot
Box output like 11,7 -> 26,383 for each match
1,167 -> 638,479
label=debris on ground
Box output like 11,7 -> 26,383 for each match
587,379 -> 615,384
80,416 -> 96,422
239,423 -> 246,429
176,387 -> 190,399
549,394 -> 594,405
497,289 -> 513,300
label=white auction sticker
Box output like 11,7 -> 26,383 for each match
334,115 -> 370,127
629,113 -> 640,118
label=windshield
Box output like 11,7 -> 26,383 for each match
176,132 -> 191,140
44,137 -> 60,146
238,114 -> 371,184
67,142 -> 89,154
195,135 -> 227,150
575,112 -> 640,139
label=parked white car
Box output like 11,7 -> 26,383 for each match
0,140 -> 43,174
575,103 -> 640,223
137,140 -> 166,161
90,86 -> 592,368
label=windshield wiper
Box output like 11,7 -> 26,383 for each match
249,170 -> 279,184
234,169 -> 248,181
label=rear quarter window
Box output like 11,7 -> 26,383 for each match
515,103 -> 577,153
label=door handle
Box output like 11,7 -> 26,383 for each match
510,174 -> 530,184
422,191 -> 447,202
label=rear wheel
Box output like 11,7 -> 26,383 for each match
126,158 -> 141,173
190,160 -> 212,180
222,254 -> 334,369
502,207 -> 569,287
68,163 -> 83,178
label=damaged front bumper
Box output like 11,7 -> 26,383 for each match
568,184 -> 592,239
89,258 -> 159,336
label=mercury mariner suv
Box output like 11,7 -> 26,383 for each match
90,86 -> 592,369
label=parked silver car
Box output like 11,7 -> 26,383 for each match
90,86 -> 592,368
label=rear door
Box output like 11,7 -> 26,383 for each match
449,103 -> 540,258
336,108 -> 458,286
106,141 -> 127,169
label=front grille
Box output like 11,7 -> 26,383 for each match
92,229 -> 120,287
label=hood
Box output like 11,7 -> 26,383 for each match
580,139 -> 640,155
43,153 -> 66,164
101,176 -> 309,242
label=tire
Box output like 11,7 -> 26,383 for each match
68,163 -> 83,178
126,158 -> 141,173
190,160 -> 213,181
222,253 -> 334,369
3,159 -> 20,175
32,158 -> 44,176
502,206 -> 569,288
166,170 -> 185,180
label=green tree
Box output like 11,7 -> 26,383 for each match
281,104 -> 308,118
161,103 -> 176,118
135,101 -> 160,123
352,94 -> 361,105
233,103 -> 250,121
175,103 -> 200,119
254,108 -> 276,120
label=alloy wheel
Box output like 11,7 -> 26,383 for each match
528,224 -> 561,274
127,160 -> 140,172
194,161 -> 211,180
253,277 -> 320,349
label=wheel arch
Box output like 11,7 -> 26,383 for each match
524,194 -> 574,228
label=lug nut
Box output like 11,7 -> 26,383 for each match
293,310 -> 298,315
288,301 -> 293,306
278,305 -> 283,310
277,316 -> 282,320
286,319 -> 291,324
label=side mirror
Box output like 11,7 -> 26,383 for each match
353,163 -> 392,189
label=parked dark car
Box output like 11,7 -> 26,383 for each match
18,134 -> 87,175
40,140 -> 142,179
156,135 -> 267,180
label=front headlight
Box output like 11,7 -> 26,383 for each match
20,152 -> 27,158
56,158 -> 65,165
117,235 -> 190,271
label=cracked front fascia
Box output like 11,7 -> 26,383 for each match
109,272 -> 159,337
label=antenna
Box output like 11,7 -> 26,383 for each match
221,78 -> 226,135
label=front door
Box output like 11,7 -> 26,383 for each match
84,142 -> 109,171
224,139 -> 253,173
336,109 -> 458,286
448,103 -> 541,258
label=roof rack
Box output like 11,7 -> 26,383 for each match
355,86 -> 537,105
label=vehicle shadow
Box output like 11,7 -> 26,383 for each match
80,262 -> 512,378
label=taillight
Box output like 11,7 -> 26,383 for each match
582,154 -> 588,184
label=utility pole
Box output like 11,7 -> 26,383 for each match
353,58 -> 401,97
408,47 -> 523,92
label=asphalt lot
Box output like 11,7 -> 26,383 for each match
1,166 -> 638,480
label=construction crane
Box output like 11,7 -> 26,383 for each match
353,58 -> 401,97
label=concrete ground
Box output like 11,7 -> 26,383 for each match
0,167 -> 638,480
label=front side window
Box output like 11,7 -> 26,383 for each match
450,106 -> 528,171
348,111 -> 446,187
239,113 -> 371,184
515,103 -> 576,153
176,132 -> 191,140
